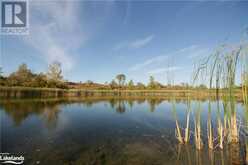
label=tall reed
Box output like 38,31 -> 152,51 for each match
241,47 -> 248,107
217,100 -> 224,149
207,102 -> 214,149
222,95 -> 229,137
172,99 -> 184,144
194,43 -> 244,144
244,108 -> 248,164
194,102 -> 203,150
241,45 -> 248,163
184,99 -> 191,143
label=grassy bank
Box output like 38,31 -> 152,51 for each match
0,86 -> 243,99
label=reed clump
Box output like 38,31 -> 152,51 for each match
194,102 -> 203,150
184,99 -> 191,143
172,99 -> 184,144
242,50 -> 248,109
194,42 -> 245,146
217,101 -> 224,149
172,96 -> 191,144
172,38 -> 248,152
241,44 -> 248,163
207,102 -> 214,150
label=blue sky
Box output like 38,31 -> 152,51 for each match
1,1 -> 248,84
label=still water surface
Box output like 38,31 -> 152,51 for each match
0,98 -> 246,165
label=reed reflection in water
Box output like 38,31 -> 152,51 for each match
0,98 -> 246,164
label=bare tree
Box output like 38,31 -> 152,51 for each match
47,62 -> 63,82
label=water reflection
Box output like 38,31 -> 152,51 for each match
175,143 -> 244,165
0,98 -> 168,125
0,100 -> 62,126
0,97 -> 246,164
108,99 -> 126,113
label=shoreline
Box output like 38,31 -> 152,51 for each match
0,86 -> 243,100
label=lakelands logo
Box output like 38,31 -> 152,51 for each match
0,153 -> 24,164
1,0 -> 29,35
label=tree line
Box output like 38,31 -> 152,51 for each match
0,62 -> 66,88
0,63 -> 209,90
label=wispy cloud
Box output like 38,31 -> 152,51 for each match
187,47 -> 211,59
129,35 -> 154,48
129,55 -> 167,71
147,66 -> 182,75
129,45 -> 210,72
113,35 -> 154,50
178,45 -> 199,53
23,1 -> 87,71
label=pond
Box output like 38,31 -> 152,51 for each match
0,97 -> 247,165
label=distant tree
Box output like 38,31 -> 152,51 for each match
0,67 -> 6,86
127,80 -> 134,89
154,82 -> 163,89
197,84 -> 208,89
0,67 -> 3,77
8,63 -> 34,86
0,77 -> 6,86
85,80 -> 93,85
110,80 -> 118,89
180,82 -> 188,88
16,63 -> 32,79
116,74 -> 126,87
1,63 -> 68,88
47,62 -> 63,82
148,76 -> 156,89
147,76 -> 163,89
33,73 -> 48,87
150,76 -> 155,83
46,62 -> 67,88
136,82 -> 146,89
